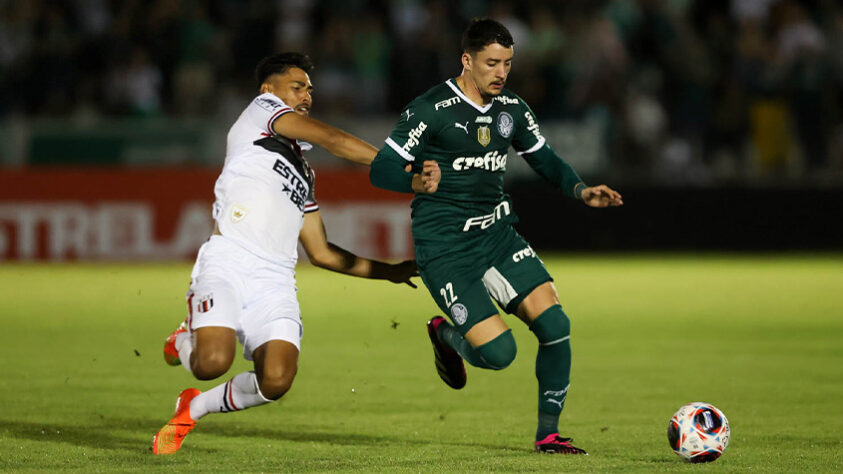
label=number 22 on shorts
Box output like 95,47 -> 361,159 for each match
440,282 -> 458,308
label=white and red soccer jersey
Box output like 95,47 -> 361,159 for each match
212,92 -> 318,268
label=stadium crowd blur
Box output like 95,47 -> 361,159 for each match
2,0 -> 843,185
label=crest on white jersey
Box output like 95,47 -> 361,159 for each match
196,293 -> 214,313
231,204 -> 248,223
497,112 -> 513,138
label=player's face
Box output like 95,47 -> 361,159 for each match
263,67 -> 314,116
465,43 -> 513,97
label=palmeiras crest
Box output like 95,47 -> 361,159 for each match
497,112 -> 513,138
451,303 -> 468,325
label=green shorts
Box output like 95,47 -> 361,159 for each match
415,225 -> 552,335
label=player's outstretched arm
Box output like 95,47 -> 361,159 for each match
371,152 -> 441,194
298,210 -> 418,287
581,184 -> 623,207
519,144 -> 622,207
273,112 -> 378,165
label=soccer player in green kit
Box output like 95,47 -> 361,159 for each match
369,18 -> 623,454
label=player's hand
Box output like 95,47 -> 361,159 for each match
581,185 -> 623,208
406,160 -> 441,194
420,160 -> 441,193
387,260 -> 419,288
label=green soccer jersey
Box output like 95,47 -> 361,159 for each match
379,79 -> 548,245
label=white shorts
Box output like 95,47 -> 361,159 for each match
186,235 -> 302,360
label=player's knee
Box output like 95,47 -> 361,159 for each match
258,373 -> 296,401
191,351 -> 234,380
258,367 -> 297,400
529,304 -> 571,344
477,330 -> 517,370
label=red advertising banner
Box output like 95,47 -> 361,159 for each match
0,167 -> 412,261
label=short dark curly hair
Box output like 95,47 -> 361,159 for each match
255,52 -> 314,87
461,18 -> 514,55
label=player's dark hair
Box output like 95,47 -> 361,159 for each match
255,52 -> 314,86
461,18 -> 514,55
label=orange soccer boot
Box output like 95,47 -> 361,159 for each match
163,322 -> 188,366
152,388 -> 200,455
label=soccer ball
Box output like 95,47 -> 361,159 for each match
667,402 -> 730,463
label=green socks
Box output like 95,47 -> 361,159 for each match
435,306 -> 572,442
530,305 -> 572,440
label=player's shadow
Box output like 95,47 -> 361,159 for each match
0,417 -> 217,455
3,417 -> 528,456
224,424 -> 526,453
218,425 -> 398,446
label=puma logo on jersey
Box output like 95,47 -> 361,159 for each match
402,109 -> 414,121
454,121 -> 469,134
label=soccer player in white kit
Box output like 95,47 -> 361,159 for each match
152,53 -> 441,454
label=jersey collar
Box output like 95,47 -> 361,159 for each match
446,78 -> 494,113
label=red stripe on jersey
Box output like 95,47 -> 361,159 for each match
267,107 -> 293,134
186,292 -> 194,330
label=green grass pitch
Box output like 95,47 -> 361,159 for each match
1,254 -> 841,472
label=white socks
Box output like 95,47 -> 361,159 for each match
188,371 -> 272,420
175,330 -> 193,374
173,332 -> 272,420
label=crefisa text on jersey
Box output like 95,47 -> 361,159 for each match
452,150 -> 507,172
524,111 -> 543,142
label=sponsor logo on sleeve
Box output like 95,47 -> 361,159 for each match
524,111 -> 544,142
403,121 -> 428,153
494,96 -> 519,105
255,97 -> 284,111
497,112 -> 513,138
512,245 -> 537,262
